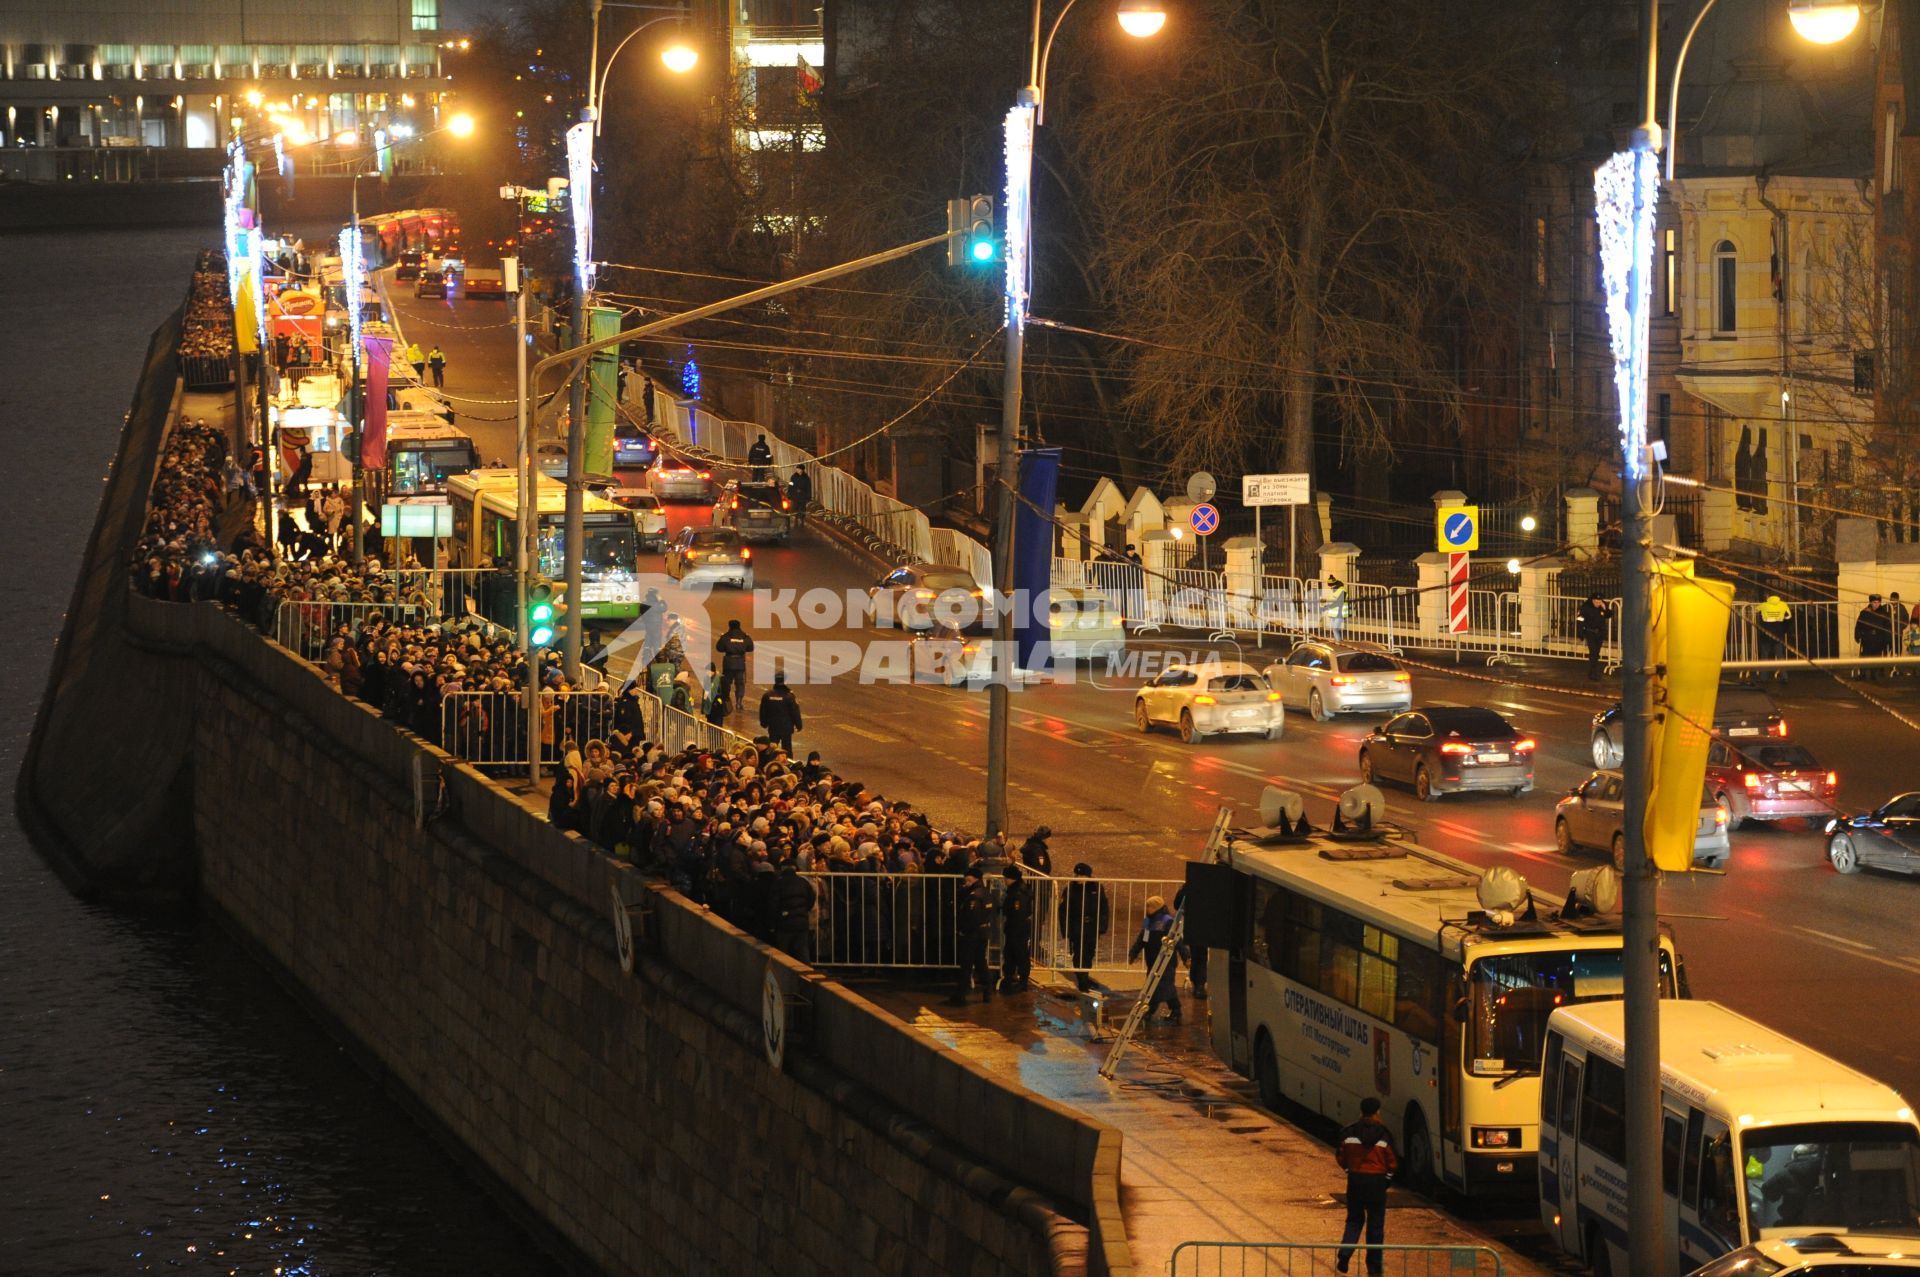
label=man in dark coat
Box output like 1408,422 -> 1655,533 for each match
1577,594 -> 1614,681
758,671 -> 803,754
1059,862 -> 1109,992
1018,825 -> 1054,875
770,858 -> 816,960
998,864 -> 1034,993
715,619 -> 755,712
947,866 -> 995,1005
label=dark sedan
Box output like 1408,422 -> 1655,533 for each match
1357,706 -> 1536,802
1825,793 -> 1920,876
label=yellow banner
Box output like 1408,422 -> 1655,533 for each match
1647,561 -> 1735,872
235,271 -> 259,355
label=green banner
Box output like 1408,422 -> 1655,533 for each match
585,305 -> 621,479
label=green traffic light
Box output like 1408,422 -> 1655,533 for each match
530,602 -> 555,623
970,238 -> 995,263
530,623 -> 556,647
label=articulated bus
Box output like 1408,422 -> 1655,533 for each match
1206,835 -> 1680,1199
446,470 -> 645,631
1541,1000 -> 1920,1276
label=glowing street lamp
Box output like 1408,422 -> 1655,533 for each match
660,43 -> 698,74
1116,0 -> 1169,38
447,111 -> 475,137
1788,0 -> 1861,43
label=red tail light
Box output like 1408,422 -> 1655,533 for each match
730,498 -> 740,510
1193,694 -> 1218,706
1826,771 -> 1838,787
1329,676 -> 1357,686
1514,738 -> 1537,752
699,471 -> 711,480
1439,741 -> 1473,755
741,546 -> 752,561
1744,772 -> 1762,790
1392,672 -> 1411,682
1771,720 -> 1788,737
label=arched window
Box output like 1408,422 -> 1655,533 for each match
1714,240 -> 1738,334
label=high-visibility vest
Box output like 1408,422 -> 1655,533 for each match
1758,598 -> 1791,623
1324,587 -> 1349,619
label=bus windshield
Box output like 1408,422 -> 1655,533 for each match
1742,1122 -> 1920,1232
391,443 -> 477,495
1468,948 -> 1675,1075
537,517 -> 639,601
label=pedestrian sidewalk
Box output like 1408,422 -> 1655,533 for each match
854,976 -> 1557,1276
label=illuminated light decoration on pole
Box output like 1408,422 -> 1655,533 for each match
566,119 -> 594,298
1595,147 -> 1659,481
681,344 -> 700,399
1003,99 -> 1035,334
374,127 -> 390,178
340,223 -> 364,358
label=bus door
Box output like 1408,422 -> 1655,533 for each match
1216,869 -> 1251,1074
1441,973 -> 1465,1185
1690,1116 -> 1743,1263
1550,1054 -> 1583,1255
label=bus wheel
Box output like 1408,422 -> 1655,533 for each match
1254,1031 -> 1282,1112
1586,1224 -> 1614,1277
1401,1109 -> 1435,1194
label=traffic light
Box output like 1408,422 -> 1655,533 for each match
948,194 -> 996,268
527,576 -> 570,649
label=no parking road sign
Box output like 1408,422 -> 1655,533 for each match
1436,504 -> 1480,553
1190,503 -> 1220,536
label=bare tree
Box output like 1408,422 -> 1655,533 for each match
1070,0 -> 1552,541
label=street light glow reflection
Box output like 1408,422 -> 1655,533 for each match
1116,0 -> 1168,38
1788,0 -> 1860,44
660,44 -> 699,74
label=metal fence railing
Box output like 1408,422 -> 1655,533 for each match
272,599 -> 428,660
1167,1241 -> 1505,1276
438,688 -> 618,768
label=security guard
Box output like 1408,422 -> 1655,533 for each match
1323,575 -> 1350,641
1757,594 -> 1792,679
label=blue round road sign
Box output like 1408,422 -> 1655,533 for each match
1443,511 -> 1474,548
1191,503 -> 1220,536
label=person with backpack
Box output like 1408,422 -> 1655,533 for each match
1334,1097 -> 1400,1276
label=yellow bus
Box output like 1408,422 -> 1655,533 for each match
446,469 -> 645,628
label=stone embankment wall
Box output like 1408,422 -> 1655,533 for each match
19,304 -> 1132,1276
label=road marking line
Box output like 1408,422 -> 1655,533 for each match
1794,926 -> 1875,952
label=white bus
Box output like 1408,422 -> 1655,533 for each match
446,469 -> 647,631
1206,835 -> 1681,1199
1540,1000 -> 1920,1276
383,413 -> 478,498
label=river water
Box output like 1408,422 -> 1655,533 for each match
0,226 -> 559,1275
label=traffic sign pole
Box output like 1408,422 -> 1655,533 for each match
1448,552 -> 1470,633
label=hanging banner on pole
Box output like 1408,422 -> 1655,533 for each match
584,305 -> 621,478
1011,447 -> 1061,674
234,268 -> 260,354
360,335 -> 393,471
1646,560 -> 1734,872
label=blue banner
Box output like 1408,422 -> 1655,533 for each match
1012,447 -> 1060,672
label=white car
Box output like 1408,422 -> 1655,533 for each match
593,484 -> 667,549
648,457 -> 713,501
910,626 -> 994,687
1263,640 -> 1412,720
1134,661 -> 1285,744
1689,1234 -> 1920,1275
664,525 -> 753,589
1045,586 -> 1124,661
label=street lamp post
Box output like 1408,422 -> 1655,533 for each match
1610,2 -> 1859,1272
562,1 -> 697,680
986,0 -> 1165,838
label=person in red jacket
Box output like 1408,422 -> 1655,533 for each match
1334,1096 -> 1399,1275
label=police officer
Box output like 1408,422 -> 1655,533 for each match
997,863 -> 1033,993
407,340 -> 426,381
947,866 -> 995,1005
1060,863 -> 1109,992
715,619 -> 755,711
1757,594 -> 1792,680
1323,575 -> 1350,641
427,344 -> 447,387
1578,594 -> 1614,681
757,670 -> 803,754
747,432 -> 774,481
1018,825 -> 1054,875
787,466 -> 811,524
1334,1097 -> 1400,1276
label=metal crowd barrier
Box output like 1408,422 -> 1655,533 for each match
798,871 -> 1184,978
1167,1241 -> 1504,1275
272,599 -> 428,660
438,687 -> 618,768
